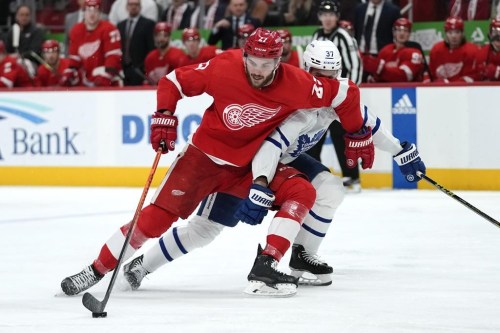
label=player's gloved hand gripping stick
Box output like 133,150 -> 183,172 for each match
234,184 -> 275,225
344,126 -> 375,169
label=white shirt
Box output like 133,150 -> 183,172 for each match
109,0 -> 159,25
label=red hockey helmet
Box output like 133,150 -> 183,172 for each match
42,39 -> 60,52
85,0 -> 101,8
0,40 -> 5,54
238,24 -> 256,38
339,20 -> 353,31
244,28 -> 283,58
155,22 -> 172,34
182,28 -> 200,41
444,16 -> 464,32
393,18 -> 412,31
490,17 -> 500,32
276,29 -> 292,42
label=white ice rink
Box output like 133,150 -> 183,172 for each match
2,186 -> 500,332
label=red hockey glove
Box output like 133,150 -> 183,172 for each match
150,111 -> 178,153
59,68 -> 79,87
344,126 -> 374,169
363,56 -> 385,75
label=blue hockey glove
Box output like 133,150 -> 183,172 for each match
393,142 -> 426,182
234,184 -> 275,225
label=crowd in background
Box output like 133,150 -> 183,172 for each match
1,0 -> 500,89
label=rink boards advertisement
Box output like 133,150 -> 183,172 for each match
0,85 -> 499,190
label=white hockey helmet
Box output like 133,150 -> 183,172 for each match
303,40 -> 342,77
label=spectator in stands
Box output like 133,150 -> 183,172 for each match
363,18 -> 425,82
189,0 -> 228,29
236,23 -> 256,49
247,0 -> 270,24
281,0 -> 320,26
354,0 -> 400,56
0,40 -> 33,88
161,0 -> 194,30
35,40 -> 80,87
208,0 -> 261,50
66,0 -> 123,87
144,22 -> 185,85
308,0 -> 363,192
476,18 -> 500,81
118,0 -> 156,86
449,0 -> 491,20
429,16 -> 479,83
393,0 -> 447,22
277,29 -> 301,67
4,4 -> 45,77
179,28 -> 221,66
109,0 -> 159,25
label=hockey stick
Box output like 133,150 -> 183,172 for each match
82,147 -> 163,317
416,171 -> 500,229
29,50 -> 56,73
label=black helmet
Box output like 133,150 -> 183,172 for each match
318,0 -> 340,15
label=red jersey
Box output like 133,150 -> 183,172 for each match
35,58 -> 80,87
475,44 -> 500,81
144,47 -> 186,85
375,44 -> 424,82
179,45 -> 220,67
283,50 -> 300,68
429,41 -> 479,82
157,49 -> 362,167
68,20 -> 122,86
0,56 -> 33,88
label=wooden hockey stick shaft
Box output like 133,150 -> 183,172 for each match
83,147 -> 163,315
417,171 -> 500,229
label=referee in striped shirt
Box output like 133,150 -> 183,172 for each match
307,0 -> 364,192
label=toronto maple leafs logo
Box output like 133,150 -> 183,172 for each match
78,40 -> 101,59
290,130 -> 326,157
223,103 -> 281,130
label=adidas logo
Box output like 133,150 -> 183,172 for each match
392,94 -> 416,114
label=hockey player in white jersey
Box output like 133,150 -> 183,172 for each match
122,40 -> 426,295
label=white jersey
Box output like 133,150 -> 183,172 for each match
252,101 -> 403,182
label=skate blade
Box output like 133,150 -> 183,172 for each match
243,280 -> 297,297
291,270 -> 332,286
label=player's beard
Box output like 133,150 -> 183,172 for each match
245,69 -> 275,88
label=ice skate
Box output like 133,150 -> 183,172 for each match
342,177 -> 361,193
289,244 -> 333,286
123,254 -> 149,290
61,265 -> 104,296
244,245 -> 298,297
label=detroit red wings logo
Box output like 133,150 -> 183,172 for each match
436,62 -> 463,79
78,40 -> 101,59
223,103 -> 281,130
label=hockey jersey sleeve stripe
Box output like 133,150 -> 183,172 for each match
166,70 -> 186,98
301,223 -> 327,237
362,105 -> 369,127
264,136 -> 283,150
276,127 -> 291,147
69,55 -> 81,61
0,77 -> 14,88
105,49 -> 123,57
372,117 -> 381,135
159,237 -> 174,261
309,209 -> 333,223
400,64 -> 414,81
172,227 -> 188,254
331,79 -> 348,108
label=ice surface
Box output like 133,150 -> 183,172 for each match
1,186 -> 500,332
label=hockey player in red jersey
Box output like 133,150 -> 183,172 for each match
178,28 -> 221,67
363,18 -> 425,82
429,16 -> 479,83
35,40 -> 80,87
61,28 -> 372,297
0,40 -> 33,88
277,29 -> 301,68
66,0 -> 123,87
143,22 -> 186,85
236,24 -> 256,49
476,18 -> 500,81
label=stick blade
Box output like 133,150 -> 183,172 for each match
82,292 -> 105,313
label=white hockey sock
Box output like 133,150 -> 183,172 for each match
294,172 -> 344,254
142,216 -> 224,273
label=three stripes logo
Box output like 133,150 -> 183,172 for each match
392,93 -> 416,115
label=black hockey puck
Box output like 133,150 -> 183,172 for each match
92,312 -> 107,318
